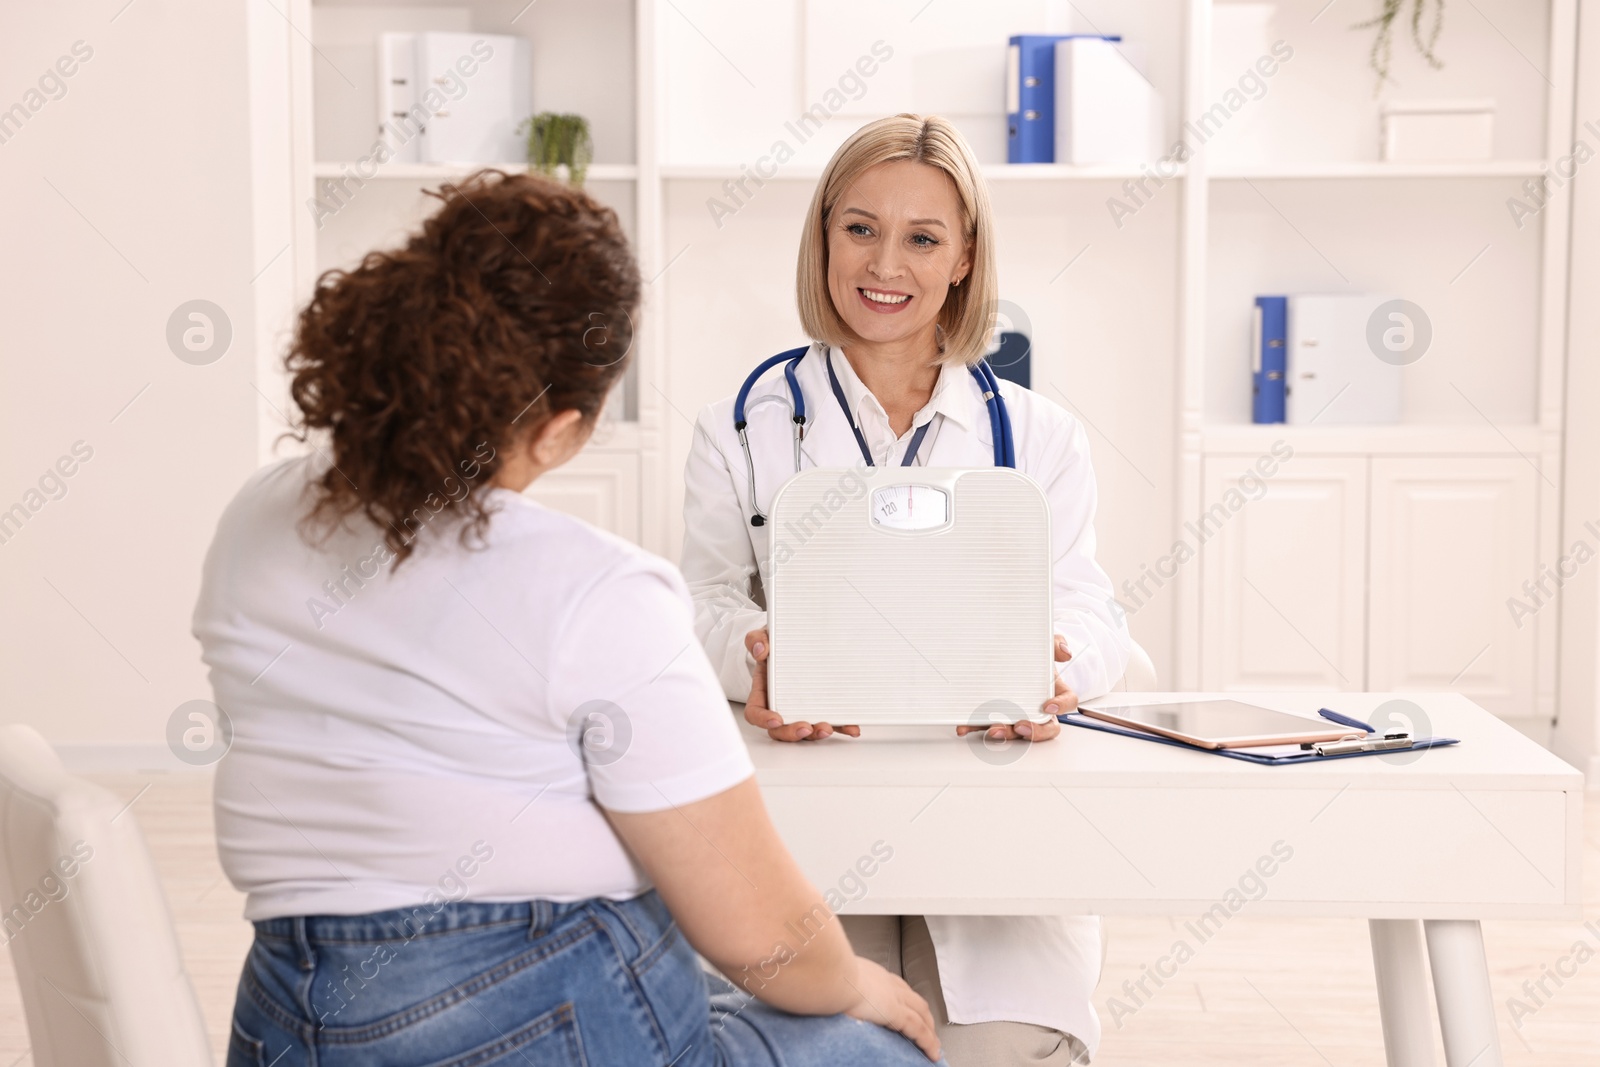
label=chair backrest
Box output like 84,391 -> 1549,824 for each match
1110,640 -> 1159,692
0,725 -> 213,1067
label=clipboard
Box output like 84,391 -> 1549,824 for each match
1059,711 -> 1460,764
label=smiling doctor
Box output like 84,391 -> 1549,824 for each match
680,114 -> 1131,1065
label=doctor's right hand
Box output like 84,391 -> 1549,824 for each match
744,628 -> 860,742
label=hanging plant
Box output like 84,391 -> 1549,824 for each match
1355,0 -> 1445,91
518,112 -> 594,186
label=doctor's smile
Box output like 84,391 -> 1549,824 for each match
858,286 -> 913,311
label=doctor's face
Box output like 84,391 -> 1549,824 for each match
826,160 -> 971,352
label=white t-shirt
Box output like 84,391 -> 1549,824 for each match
194,455 -> 754,921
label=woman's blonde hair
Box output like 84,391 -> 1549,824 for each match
797,114 -> 997,366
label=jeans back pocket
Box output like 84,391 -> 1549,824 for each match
429,1002 -> 587,1067
227,1019 -> 267,1067
626,921 -> 714,1060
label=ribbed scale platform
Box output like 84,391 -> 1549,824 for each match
768,468 -> 1054,725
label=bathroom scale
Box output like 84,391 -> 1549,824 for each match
766,467 -> 1055,726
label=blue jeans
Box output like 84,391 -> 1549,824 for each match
228,890 -> 944,1066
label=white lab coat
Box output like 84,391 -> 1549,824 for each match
680,342 -> 1130,1053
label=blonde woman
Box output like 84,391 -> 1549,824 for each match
680,115 -> 1131,1065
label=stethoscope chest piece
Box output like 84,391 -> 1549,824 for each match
733,344 -> 1015,527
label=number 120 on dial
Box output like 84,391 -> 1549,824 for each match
871,484 -> 949,531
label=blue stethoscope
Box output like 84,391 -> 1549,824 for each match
733,344 -> 1016,526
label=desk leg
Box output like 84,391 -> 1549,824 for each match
1424,919 -> 1503,1067
1369,919 -> 1437,1067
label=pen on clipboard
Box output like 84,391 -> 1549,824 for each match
1318,707 -> 1376,733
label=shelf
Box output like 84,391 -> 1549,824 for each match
1200,422 -> 1544,457
1209,160 -> 1547,180
658,162 -> 1183,182
986,162 -> 1186,181
657,164 -> 820,181
311,162 -> 638,181
656,161 -> 1539,182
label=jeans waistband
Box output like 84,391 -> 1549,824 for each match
252,891 -> 672,947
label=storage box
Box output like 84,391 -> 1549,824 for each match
1381,100 -> 1494,162
1285,294 -> 1403,425
378,31 -> 531,165
1054,37 -> 1163,164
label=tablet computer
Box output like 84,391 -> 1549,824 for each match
1079,700 -> 1362,749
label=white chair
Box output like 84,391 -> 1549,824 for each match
1109,639 -> 1159,691
0,724 -> 212,1067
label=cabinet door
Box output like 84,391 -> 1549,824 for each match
1368,458 -> 1538,719
522,449 -> 641,543
1200,456 -> 1368,691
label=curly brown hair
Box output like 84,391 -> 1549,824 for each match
287,169 -> 640,565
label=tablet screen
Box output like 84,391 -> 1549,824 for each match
1087,700 -> 1349,743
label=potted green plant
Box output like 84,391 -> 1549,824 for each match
519,112 -> 594,186
1356,0 -> 1445,90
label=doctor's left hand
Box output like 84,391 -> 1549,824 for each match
954,634 -> 1076,743
743,628 -> 861,742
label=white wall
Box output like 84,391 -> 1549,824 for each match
0,2 -> 260,749
1556,0 -> 1600,786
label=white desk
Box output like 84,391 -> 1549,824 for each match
740,692 -> 1585,1067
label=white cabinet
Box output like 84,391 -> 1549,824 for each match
1199,453 -> 1543,720
1200,456 -> 1368,691
521,448 -> 641,542
1368,458 -> 1538,719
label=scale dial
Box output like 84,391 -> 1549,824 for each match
871,484 -> 949,531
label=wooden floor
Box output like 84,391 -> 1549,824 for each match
2,775 -> 1596,1066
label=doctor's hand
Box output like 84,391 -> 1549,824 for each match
954,634 -> 1076,743
743,628 -> 860,742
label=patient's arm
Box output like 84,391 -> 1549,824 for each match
605,777 -> 939,1060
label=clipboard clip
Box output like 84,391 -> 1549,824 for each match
1312,732 -> 1412,757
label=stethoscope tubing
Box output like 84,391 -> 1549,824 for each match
972,357 -> 1016,468
733,343 -> 1014,526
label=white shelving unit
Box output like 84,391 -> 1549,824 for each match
658,162 -> 1185,181
310,161 -> 641,180
248,0 -> 1579,730
1166,0 -> 1575,734
1209,160 -> 1549,179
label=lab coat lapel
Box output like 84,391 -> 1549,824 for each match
742,378 -> 865,585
